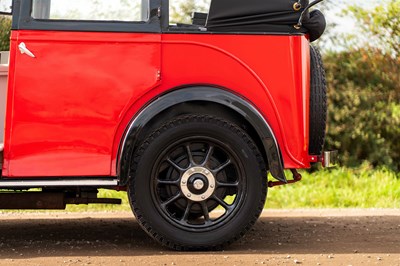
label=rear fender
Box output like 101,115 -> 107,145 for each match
117,87 -> 287,185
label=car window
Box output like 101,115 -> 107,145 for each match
169,0 -> 210,25
31,0 -> 147,22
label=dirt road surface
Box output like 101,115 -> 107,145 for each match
0,209 -> 398,265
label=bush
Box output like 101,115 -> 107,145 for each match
324,48 -> 400,170
0,16 -> 11,51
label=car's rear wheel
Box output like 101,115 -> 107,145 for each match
128,114 -> 267,250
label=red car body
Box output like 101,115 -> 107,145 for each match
4,31 -> 310,177
0,0 -> 333,250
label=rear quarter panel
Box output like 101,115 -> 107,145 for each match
159,34 -> 310,169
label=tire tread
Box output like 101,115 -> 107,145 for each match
309,45 -> 327,155
128,114 -> 267,251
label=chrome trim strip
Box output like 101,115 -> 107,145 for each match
0,179 -> 119,188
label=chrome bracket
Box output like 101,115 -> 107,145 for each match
321,150 -> 338,168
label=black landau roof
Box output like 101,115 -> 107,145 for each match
206,0 -> 326,41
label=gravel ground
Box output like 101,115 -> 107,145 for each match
0,209 -> 398,265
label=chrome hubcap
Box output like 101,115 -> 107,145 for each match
193,179 -> 205,190
181,166 -> 216,202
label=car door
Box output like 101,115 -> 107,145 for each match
3,0 -> 162,177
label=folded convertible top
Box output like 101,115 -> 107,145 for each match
206,0 -> 325,41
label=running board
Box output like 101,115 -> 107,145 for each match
0,192 -> 122,209
0,178 -> 119,188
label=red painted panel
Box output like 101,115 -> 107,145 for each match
158,34 -> 310,169
4,31 -> 161,177
4,30 -> 310,177
112,34 -> 311,172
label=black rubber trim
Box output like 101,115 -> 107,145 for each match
118,87 -> 287,184
11,0 -> 20,30
164,28 -> 307,35
309,45 -> 327,155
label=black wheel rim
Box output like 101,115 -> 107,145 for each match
151,136 -> 246,231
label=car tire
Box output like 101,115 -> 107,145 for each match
128,114 -> 267,250
309,45 -> 327,155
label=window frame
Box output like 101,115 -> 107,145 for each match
12,0 -> 161,33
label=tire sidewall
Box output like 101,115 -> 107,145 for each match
129,117 -> 266,248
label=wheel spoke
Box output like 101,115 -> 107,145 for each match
156,179 -> 180,186
181,201 -> 193,222
161,192 -> 182,208
166,157 -> 186,173
200,201 -> 211,223
216,180 -> 239,188
211,159 -> 231,174
201,145 -> 214,166
142,116 -> 259,237
212,195 -> 232,211
185,144 -> 196,166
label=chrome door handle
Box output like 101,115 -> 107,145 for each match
18,42 -> 36,58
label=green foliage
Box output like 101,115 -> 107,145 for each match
345,0 -> 400,57
323,1 -> 400,170
267,165 -> 400,208
0,16 -> 11,51
324,48 -> 400,170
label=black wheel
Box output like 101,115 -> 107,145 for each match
309,45 -> 327,155
128,115 -> 267,250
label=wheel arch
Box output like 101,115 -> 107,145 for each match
117,86 -> 287,185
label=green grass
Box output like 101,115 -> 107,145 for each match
63,163 -> 400,212
266,163 -> 400,209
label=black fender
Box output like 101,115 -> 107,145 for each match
117,87 -> 287,185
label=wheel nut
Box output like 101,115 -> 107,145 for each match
201,195 -> 206,200
210,185 -> 214,189
187,193 -> 191,198
193,179 -> 204,190
182,181 -> 186,185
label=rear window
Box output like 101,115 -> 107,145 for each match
169,0 -> 210,25
31,0 -> 147,22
